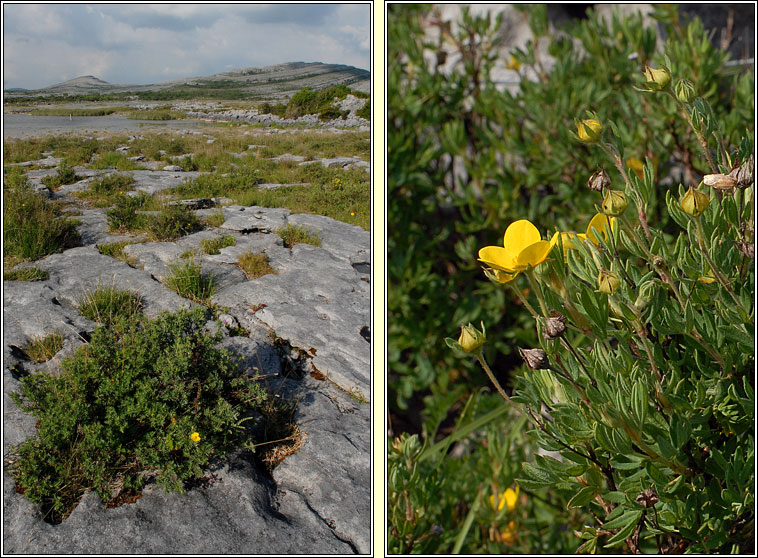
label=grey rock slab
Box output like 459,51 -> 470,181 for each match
2,451 -> 356,554
71,208 -> 145,247
220,205 -> 291,234
34,246 -> 194,318
272,375 -> 371,554
124,170 -> 208,195
213,243 -> 370,398
287,213 -> 370,265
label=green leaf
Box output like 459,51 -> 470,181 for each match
603,508 -> 642,531
645,461 -> 668,485
568,485 -> 598,509
603,491 -> 628,504
604,510 -> 642,548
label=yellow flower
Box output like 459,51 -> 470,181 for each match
500,521 -> 518,544
478,220 -> 558,279
350,212 -> 355,216
554,214 -> 617,261
577,119 -> 602,143
490,486 -> 520,512
190,432 -> 201,443
505,55 -> 521,71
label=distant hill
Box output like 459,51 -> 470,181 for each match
4,62 -> 370,99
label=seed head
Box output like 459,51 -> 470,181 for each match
542,312 -> 567,340
587,168 -> 611,192
635,487 -> 659,508
519,347 -> 550,370
729,154 -> 753,189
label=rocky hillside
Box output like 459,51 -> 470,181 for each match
4,62 -> 370,99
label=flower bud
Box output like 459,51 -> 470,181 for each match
542,312 -> 567,340
577,119 -> 602,143
643,65 -> 671,91
634,281 -> 657,312
675,79 -> 696,103
518,348 -> 550,370
449,322 -> 486,354
680,188 -> 710,217
729,154 -> 754,189
601,190 -> 628,216
703,173 -> 737,190
587,168 -> 611,192
598,269 -> 621,294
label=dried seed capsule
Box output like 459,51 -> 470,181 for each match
729,154 -> 754,189
587,168 -> 611,192
543,312 -> 567,340
635,487 -> 659,508
518,348 -> 550,370
703,173 -> 737,190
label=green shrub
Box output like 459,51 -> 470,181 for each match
8,307 -> 269,523
237,251 -> 277,279
4,266 -> 49,282
22,332 -> 65,363
3,178 -> 81,262
202,210 -> 226,228
165,257 -> 215,305
199,234 -> 236,255
276,224 -> 321,248
89,152 -> 143,171
388,4 -> 754,555
356,99 -> 370,120
77,284 -> 143,325
41,163 -> 80,190
77,173 -> 136,207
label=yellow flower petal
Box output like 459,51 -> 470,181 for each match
504,486 -> 519,510
516,240 -> 553,268
586,213 -> 616,246
504,220 -> 542,257
479,246 -> 519,272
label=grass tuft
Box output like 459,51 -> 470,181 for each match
4,266 -> 50,282
165,258 -> 215,305
22,332 -> 65,363
78,284 -> 143,325
276,224 -> 321,248
96,241 -> 138,267
238,251 -> 277,279
199,234 -> 236,255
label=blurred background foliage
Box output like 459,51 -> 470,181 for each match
387,5 -> 753,553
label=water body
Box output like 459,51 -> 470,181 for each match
3,113 -> 213,139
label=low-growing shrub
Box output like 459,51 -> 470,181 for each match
165,257 -> 215,305
76,173 -> 136,207
77,284 -> 143,325
8,307 -> 269,523
237,251 -> 277,279
356,99 -> 370,120
199,234 -> 236,255
89,152 -> 143,171
4,266 -> 49,282
40,163 -> 80,190
276,224 -> 321,248
202,210 -> 226,228
22,332 -> 65,363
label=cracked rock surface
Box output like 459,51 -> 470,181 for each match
3,166 -> 371,553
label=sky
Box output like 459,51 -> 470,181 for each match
2,2 -> 371,90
